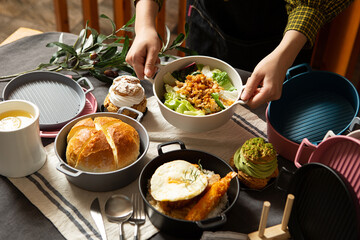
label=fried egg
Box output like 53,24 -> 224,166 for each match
150,160 -> 208,202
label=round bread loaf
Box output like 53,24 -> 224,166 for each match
66,116 -> 140,172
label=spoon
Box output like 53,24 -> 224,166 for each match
105,194 -> 133,240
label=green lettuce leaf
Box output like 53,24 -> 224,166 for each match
212,70 -> 236,91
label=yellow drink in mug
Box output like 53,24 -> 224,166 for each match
0,100 -> 46,177
0,110 -> 34,130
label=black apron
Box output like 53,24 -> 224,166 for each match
185,0 -> 312,72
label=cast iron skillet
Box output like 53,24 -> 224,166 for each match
138,141 -> 240,238
277,163 -> 360,240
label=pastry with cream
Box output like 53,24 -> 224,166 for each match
230,137 -> 278,189
104,75 -> 147,118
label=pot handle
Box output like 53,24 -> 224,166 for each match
157,140 -> 186,155
196,213 -> 227,230
294,138 -> 317,168
77,77 -> 94,95
349,117 -> 360,131
275,167 -> 295,192
285,63 -> 311,82
56,162 -> 82,177
117,106 -> 144,122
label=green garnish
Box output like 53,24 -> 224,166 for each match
211,92 -> 225,109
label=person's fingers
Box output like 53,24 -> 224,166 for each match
144,47 -> 160,78
246,88 -> 269,109
241,73 -> 263,101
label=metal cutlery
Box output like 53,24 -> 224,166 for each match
129,193 -> 146,240
90,198 -> 108,240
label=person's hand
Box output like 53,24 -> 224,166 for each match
240,51 -> 288,109
126,28 -> 161,80
241,30 -> 307,109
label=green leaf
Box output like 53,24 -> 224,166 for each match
74,28 -> 87,54
97,34 -> 108,43
100,47 -> 117,61
175,46 -> 198,56
100,14 -> 116,33
89,69 -> 113,83
120,36 -> 130,59
47,42 -> 77,56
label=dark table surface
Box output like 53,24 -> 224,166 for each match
0,32 -> 298,240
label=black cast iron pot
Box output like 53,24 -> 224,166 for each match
138,141 -> 240,237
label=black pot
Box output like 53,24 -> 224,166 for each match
277,163 -> 360,240
138,141 -> 240,237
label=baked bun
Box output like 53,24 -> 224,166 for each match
66,117 -> 140,172
104,75 -> 147,118
230,137 -> 278,189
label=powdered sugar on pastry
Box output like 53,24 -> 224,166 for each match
108,75 -> 145,107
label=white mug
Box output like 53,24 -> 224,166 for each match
0,100 -> 46,177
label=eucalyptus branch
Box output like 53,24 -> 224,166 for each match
0,14 -> 196,83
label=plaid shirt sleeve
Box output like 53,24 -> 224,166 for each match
134,0 -> 163,10
285,0 -> 354,47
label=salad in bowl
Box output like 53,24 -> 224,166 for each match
152,55 -> 245,132
163,62 -> 238,116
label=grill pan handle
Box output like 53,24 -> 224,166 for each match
196,213 -> 227,230
76,77 -> 94,95
294,138 -> 317,168
285,63 -> 312,82
157,140 -> 186,155
56,162 -> 82,177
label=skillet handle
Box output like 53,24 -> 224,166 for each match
56,162 -> 82,177
294,138 -> 316,168
275,167 -> 294,192
285,63 -> 311,82
77,77 -> 94,95
157,141 -> 186,155
196,214 -> 227,230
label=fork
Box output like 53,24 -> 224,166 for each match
129,193 -> 146,240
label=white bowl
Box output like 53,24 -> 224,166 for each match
153,56 -> 245,132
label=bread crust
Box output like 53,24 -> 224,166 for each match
66,117 -> 140,172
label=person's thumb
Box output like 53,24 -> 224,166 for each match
144,50 -> 159,78
241,75 -> 260,101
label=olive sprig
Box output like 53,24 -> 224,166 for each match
0,14 -> 196,83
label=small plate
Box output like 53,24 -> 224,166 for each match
40,89 -> 97,138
